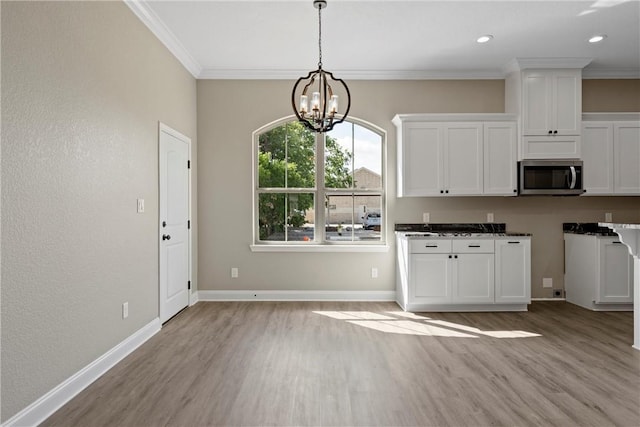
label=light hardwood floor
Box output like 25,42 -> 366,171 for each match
43,301 -> 640,427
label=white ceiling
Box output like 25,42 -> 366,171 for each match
126,0 -> 640,79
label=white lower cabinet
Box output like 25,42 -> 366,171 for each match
494,239 -> 531,303
399,236 -> 530,311
453,253 -> 494,303
564,233 -> 633,310
411,254 -> 451,303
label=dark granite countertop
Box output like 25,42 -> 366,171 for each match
563,223 -> 618,236
395,223 -> 531,236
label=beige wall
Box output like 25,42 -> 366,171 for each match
197,79 -> 639,298
583,79 -> 640,112
1,1 -> 197,421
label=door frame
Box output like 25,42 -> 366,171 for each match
158,122 -> 194,318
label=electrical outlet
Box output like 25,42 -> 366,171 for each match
543,278 -> 553,288
553,289 -> 563,298
231,267 -> 239,278
371,267 -> 378,279
122,302 -> 129,319
137,198 -> 144,213
605,212 -> 612,222
487,212 -> 494,223
423,212 -> 430,223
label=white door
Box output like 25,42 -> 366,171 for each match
159,123 -> 191,323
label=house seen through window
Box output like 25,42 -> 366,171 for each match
255,118 -> 385,244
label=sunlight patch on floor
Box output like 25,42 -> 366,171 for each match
314,311 -> 542,338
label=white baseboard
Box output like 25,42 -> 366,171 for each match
531,298 -> 567,301
198,290 -> 396,302
3,318 -> 161,427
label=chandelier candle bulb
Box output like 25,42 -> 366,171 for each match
299,95 -> 308,114
329,95 -> 338,114
311,92 -> 320,111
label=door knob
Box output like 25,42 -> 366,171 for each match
162,234 -> 171,241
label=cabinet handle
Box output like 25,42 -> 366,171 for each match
440,190 -> 444,194
553,130 -> 558,134
613,241 -> 622,244
468,244 -> 481,248
425,245 -> 438,248
508,241 -> 521,244
548,130 -> 553,135
445,190 -> 449,194
454,255 -> 458,259
448,255 -> 452,259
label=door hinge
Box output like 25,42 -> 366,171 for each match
188,220 -> 191,229
187,160 -> 191,169
188,280 -> 191,290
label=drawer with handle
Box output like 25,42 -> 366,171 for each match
409,239 -> 452,253
452,239 -> 495,253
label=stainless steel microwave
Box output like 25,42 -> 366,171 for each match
518,160 -> 585,196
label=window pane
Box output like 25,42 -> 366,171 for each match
258,193 -> 314,242
325,124 -> 353,188
258,122 -> 316,189
325,194 -> 382,242
326,122 -> 382,190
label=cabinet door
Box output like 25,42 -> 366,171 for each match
400,123 -> 443,196
522,71 -> 551,136
522,70 -> 580,136
552,71 -> 581,135
483,122 -> 517,195
495,239 -> 531,304
613,122 -> 640,194
452,254 -> 494,303
598,240 -> 633,303
444,123 -> 483,195
582,122 -> 614,195
410,254 -> 451,304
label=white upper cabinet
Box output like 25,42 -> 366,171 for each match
393,114 -> 517,197
582,121 -> 614,195
444,123 -> 483,195
506,59 -> 590,160
582,115 -> 640,195
614,122 -> 640,194
397,122 -> 443,197
483,122 -> 518,195
522,70 -> 581,136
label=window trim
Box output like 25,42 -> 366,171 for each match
252,115 -> 387,249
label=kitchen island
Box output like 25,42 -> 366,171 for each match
600,223 -> 640,351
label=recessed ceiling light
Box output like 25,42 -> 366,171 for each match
476,35 -> 494,44
588,35 -> 607,43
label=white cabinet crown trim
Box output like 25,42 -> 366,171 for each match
392,113 -> 517,124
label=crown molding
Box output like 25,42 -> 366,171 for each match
582,68 -> 640,79
124,0 -> 202,78
512,57 -> 593,70
198,68 -> 506,80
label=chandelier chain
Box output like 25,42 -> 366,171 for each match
317,4 -> 322,68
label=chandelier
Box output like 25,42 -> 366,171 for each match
291,0 -> 351,133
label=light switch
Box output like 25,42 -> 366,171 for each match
137,198 -> 145,213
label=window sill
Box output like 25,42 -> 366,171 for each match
250,244 -> 389,253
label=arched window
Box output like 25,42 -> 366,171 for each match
253,117 -> 385,246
